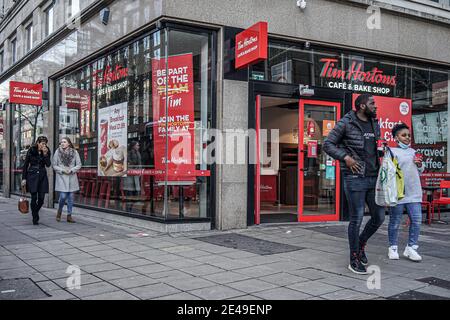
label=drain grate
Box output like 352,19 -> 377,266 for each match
416,277 -> 450,290
194,233 -> 303,255
0,279 -> 49,300
387,290 -> 450,300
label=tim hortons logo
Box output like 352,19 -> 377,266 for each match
320,58 -> 397,86
13,87 -> 40,95
92,65 -> 129,88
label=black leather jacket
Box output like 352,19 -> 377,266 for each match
323,111 -> 381,177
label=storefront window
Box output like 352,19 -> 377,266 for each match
56,27 -> 214,220
11,104 -> 49,194
411,69 -> 449,188
251,40 -> 450,187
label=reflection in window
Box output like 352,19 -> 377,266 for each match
11,104 -> 48,194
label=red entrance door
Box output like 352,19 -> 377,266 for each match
298,100 -> 341,222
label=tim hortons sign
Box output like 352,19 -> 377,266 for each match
235,22 -> 268,69
320,58 -> 397,95
9,81 -> 43,106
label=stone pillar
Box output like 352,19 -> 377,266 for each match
217,79 -> 249,230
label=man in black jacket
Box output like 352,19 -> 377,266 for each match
323,93 -> 385,275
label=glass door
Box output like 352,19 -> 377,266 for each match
298,100 -> 341,222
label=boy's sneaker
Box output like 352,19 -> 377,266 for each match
403,245 -> 422,262
348,254 -> 368,275
388,245 -> 399,260
359,242 -> 368,266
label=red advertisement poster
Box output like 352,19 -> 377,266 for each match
352,94 -> 412,147
9,81 -> 42,106
62,88 -> 91,136
152,54 -> 195,181
420,173 -> 450,188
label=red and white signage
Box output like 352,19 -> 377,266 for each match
420,173 -> 450,188
152,53 -> 195,181
260,175 -> 277,202
235,22 -> 268,69
62,88 -> 91,136
352,94 -> 412,147
321,58 -> 397,87
9,81 -> 43,106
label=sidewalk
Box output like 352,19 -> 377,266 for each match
1,196 -> 450,300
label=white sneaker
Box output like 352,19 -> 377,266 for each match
403,245 -> 422,262
388,246 -> 399,260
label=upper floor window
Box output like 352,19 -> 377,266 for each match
424,0 -> 450,6
25,22 -> 33,52
10,36 -> 17,64
0,49 -> 4,72
68,0 -> 80,18
45,3 -> 54,37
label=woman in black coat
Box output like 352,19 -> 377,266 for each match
21,136 -> 51,225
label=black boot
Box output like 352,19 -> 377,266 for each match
32,211 -> 39,225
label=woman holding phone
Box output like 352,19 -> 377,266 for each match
21,136 -> 51,225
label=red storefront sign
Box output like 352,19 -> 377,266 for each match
92,65 -> 128,89
62,88 -> 91,136
152,53 -> 195,181
9,81 -> 43,105
235,22 -> 268,69
352,94 -> 412,147
320,58 -> 397,86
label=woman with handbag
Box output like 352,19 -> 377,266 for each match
53,137 -> 82,223
21,136 -> 51,225
388,123 -> 425,262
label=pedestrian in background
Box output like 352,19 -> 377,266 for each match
388,123 -> 425,262
21,136 -> 51,225
53,137 -> 82,223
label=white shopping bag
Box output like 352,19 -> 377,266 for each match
375,153 -> 398,207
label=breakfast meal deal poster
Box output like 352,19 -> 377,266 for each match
352,94 -> 412,147
152,53 -> 195,181
97,102 -> 128,177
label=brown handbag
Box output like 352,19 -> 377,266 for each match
18,185 -> 29,214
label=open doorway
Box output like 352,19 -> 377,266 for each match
259,96 -> 299,223
255,95 -> 341,224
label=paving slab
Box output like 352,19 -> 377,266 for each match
109,275 -> 159,290
287,280 -> 342,296
252,287 -> 312,300
226,279 -> 279,294
189,285 -> 245,300
127,283 -> 181,300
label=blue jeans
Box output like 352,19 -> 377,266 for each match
388,202 -> 421,247
344,176 -> 386,259
58,192 -> 74,215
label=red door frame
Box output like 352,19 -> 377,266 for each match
255,95 -> 261,225
298,99 -> 341,222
